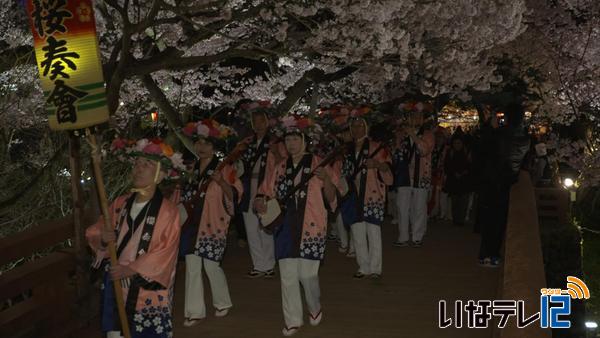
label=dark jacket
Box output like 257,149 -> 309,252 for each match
474,124 -> 530,191
444,148 -> 472,194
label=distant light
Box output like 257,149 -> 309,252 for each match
151,111 -> 158,122
80,179 -> 85,184
563,178 -> 575,188
585,321 -> 598,329
119,102 -> 124,106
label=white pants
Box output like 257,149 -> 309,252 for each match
243,210 -> 275,272
439,191 -> 451,220
465,192 -> 474,222
335,213 -> 354,251
279,258 -> 321,328
351,222 -> 382,274
429,187 -> 451,220
184,254 -> 232,319
329,217 -> 338,237
396,187 -> 429,242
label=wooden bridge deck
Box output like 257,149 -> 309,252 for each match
80,219 -> 498,338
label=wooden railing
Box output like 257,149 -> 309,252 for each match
496,171 -> 552,338
0,212 -> 95,338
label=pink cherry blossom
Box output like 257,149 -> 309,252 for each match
143,143 -> 163,155
135,139 -> 149,152
196,124 -> 210,138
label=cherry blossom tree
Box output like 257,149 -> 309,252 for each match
3,1 -> 531,130
503,0 -> 600,186
20,0 -> 600,233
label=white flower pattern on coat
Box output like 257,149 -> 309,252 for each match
131,297 -> 173,337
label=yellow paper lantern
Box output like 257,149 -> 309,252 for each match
25,0 -> 109,130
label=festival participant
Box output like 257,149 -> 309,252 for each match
428,126 -> 452,221
254,115 -> 337,336
342,109 -> 393,279
86,137 -> 185,338
179,119 -> 243,326
319,131 -> 341,244
237,101 -> 286,278
315,106 -> 356,256
391,122 -> 413,247
399,112 -> 435,247
332,126 -> 355,256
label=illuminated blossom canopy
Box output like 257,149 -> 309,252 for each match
0,0 -> 598,184
2,0 -> 528,127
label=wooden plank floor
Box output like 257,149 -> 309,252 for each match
74,219 -> 498,338
170,219 -> 498,338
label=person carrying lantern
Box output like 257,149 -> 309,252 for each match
85,137 -> 185,338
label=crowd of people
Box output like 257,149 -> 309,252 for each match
85,102 -> 530,338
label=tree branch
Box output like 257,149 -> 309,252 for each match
0,142 -> 68,212
275,66 -> 358,114
105,9 -> 136,114
130,0 -> 163,33
104,0 -> 127,22
275,68 -> 323,115
126,47 -> 271,76
572,24 -> 594,78
0,45 -> 35,73
174,7 -> 284,57
140,74 -> 197,156
182,12 -> 248,47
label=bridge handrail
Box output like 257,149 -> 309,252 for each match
0,211 -> 96,338
497,171 -> 552,337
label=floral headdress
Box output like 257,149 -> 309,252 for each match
110,137 -> 186,177
274,113 -> 323,142
239,100 -> 273,114
236,99 -> 281,127
348,105 -> 381,124
347,105 -> 389,136
182,119 -> 237,145
398,101 -> 434,114
316,105 -> 353,134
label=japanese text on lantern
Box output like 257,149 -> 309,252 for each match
26,0 -> 109,130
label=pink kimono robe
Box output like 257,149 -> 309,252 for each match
239,133 -> 286,212
182,157 -> 243,262
408,129 -> 435,189
258,153 -> 337,261
184,160 -> 243,262
85,189 -> 180,338
330,157 -> 346,196
342,138 -> 393,226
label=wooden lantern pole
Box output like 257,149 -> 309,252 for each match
86,129 -> 132,338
